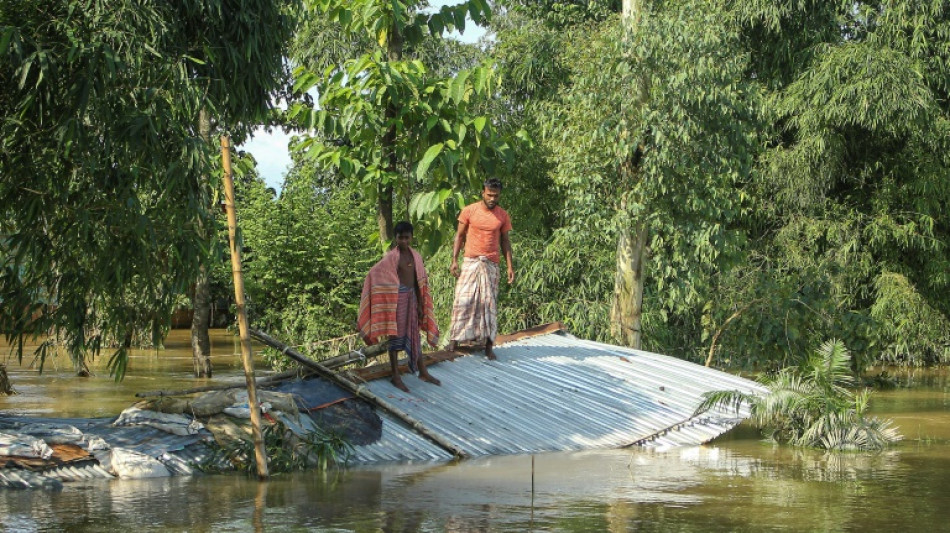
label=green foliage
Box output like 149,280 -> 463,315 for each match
199,419 -> 353,474
314,0 -> 491,47
497,0 -> 620,30
731,0 -> 950,366
5,0 -> 948,383
871,272 -> 950,365
531,3 -> 756,340
0,0 -> 295,378
230,154 -> 377,357
290,2 -> 487,80
287,0 -> 516,251
697,340 -> 902,450
274,0 -> 949,371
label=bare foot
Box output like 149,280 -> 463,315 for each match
419,372 -> 442,386
485,347 -> 497,361
391,377 -> 410,392
447,341 -> 458,353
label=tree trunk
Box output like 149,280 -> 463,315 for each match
377,184 -> 394,244
376,24 -> 404,245
610,0 -> 650,349
622,0 -> 644,25
611,221 -> 648,349
191,107 -> 213,378
0,364 -> 15,395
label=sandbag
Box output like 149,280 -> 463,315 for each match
0,431 -> 53,459
112,407 -> 205,436
107,448 -> 171,479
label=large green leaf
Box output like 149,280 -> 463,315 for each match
450,69 -> 471,104
416,142 -> 443,180
473,116 -> 487,133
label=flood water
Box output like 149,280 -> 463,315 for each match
2,330 -> 950,532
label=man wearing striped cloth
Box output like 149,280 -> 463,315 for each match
446,178 -> 515,360
358,221 -> 441,392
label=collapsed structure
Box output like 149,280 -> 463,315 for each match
0,325 -> 763,490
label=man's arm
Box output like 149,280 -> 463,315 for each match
449,220 -> 468,278
501,231 -> 515,284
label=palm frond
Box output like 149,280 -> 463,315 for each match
703,339 -> 902,451
694,389 -> 755,416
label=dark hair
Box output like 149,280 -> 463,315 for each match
483,177 -> 503,191
394,221 -> 413,236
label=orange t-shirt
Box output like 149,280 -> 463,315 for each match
459,202 -> 512,263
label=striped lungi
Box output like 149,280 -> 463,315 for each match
448,257 -> 499,343
388,286 -> 422,373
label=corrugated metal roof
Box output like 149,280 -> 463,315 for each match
350,332 -> 764,462
0,330 -> 765,485
350,411 -> 454,463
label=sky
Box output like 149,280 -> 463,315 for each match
240,2 -> 488,191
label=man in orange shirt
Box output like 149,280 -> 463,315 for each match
447,178 -> 515,360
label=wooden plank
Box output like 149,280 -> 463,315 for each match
353,350 -> 465,382
495,322 -> 566,346
354,322 -> 567,382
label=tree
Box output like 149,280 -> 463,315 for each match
229,151 -> 378,355
0,0 -> 294,378
288,0 -> 513,252
177,0 -> 295,378
717,1 -> 950,366
539,1 -> 756,349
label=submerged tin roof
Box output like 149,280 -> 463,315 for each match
351,331 -> 764,463
0,330 -> 766,487
0,416 -> 214,489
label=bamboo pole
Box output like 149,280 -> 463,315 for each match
249,328 -> 468,459
319,341 -> 390,368
221,135 -> 269,479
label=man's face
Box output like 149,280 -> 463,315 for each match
395,232 -> 412,251
481,187 -> 501,209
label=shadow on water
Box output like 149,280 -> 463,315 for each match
2,337 -> 950,531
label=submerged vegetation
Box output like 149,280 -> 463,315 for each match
199,420 -> 353,475
697,340 -> 902,450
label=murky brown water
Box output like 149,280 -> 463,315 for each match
2,333 -> 949,532
1,329 -> 255,418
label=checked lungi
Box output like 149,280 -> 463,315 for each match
388,285 -> 423,373
357,247 -> 440,373
448,256 -> 500,344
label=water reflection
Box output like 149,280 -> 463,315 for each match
3,442 -> 950,532
0,329 -> 257,418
